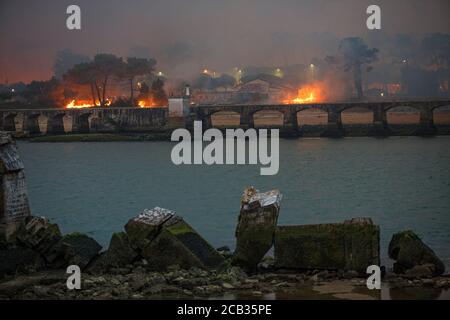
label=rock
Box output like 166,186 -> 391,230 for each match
222,282 -> 234,290
233,188 -> 282,271
142,228 -> 204,271
274,218 -> 380,274
130,274 -> 148,291
404,264 -> 436,279
0,247 -> 44,276
258,256 -> 275,270
124,207 -> 173,250
342,270 -> 359,279
16,216 -> 62,257
108,232 -> 138,266
46,232 -> 102,269
127,207 -> 224,271
388,230 -> 445,276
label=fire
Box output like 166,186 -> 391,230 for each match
66,100 -> 93,109
65,99 -> 111,109
138,100 -> 155,108
283,83 -> 324,104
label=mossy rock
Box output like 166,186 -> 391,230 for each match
165,218 -> 224,269
104,232 -> 138,268
388,230 -> 445,276
141,228 -> 204,271
274,218 -> 380,274
233,198 -> 280,272
46,232 -> 102,270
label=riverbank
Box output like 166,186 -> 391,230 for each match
1,263 -> 449,300
17,125 -> 450,142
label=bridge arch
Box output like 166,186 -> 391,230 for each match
253,109 -> 284,128
341,106 -> 374,125
3,113 -> 17,132
433,104 -> 450,127
386,105 -> 420,127
297,107 -> 328,126
210,111 -> 241,128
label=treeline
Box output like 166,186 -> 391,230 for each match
2,53 -> 168,108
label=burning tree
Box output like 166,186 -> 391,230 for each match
92,54 -> 124,107
118,57 -> 156,106
420,33 -> 450,93
63,62 -> 101,106
338,37 -> 379,100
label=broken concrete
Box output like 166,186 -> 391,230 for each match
274,218 -> 380,274
388,230 -> 445,276
233,187 -> 282,271
16,216 -> 62,257
0,132 -> 31,240
114,207 -> 225,271
46,233 -> 102,270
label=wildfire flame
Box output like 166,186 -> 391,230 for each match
138,100 -> 155,108
65,99 -> 111,109
283,83 -> 324,104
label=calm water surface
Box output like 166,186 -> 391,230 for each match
17,136 -> 450,269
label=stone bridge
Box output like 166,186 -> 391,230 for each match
191,100 -> 450,136
0,107 -> 167,134
1,100 -> 449,136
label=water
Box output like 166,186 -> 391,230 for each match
16,136 -> 450,269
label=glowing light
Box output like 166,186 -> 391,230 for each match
138,100 -> 155,108
283,83 -> 324,104
310,64 -> 315,68
65,99 -> 111,109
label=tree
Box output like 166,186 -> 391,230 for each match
119,57 -> 156,106
23,77 -> 64,107
338,37 -> 379,99
420,33 -> 450,94
54,49 -> 90,79
93,54 -> 124,106
150,79 -> 168,106
63,62 -> 101,106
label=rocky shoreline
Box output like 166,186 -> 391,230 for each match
1,259 -> 449,300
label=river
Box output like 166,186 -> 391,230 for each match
16,136 -> 450,269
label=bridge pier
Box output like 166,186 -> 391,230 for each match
202,114 -> 212,131
369,106 -> 390,136
240,111 -> 254,129
24,114 -> 41,135
3,114 -> 17,132
282,111 -> 299,136
47,114 -> 65,134
415,108 -> 437,136
72,113 -> 91,133
322,109 -> 344,137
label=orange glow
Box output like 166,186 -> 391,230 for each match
65,99 -> 111,109
138,99 -> 155,108
283,83 -> 325,104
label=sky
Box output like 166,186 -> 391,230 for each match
0,0 -> 449,83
